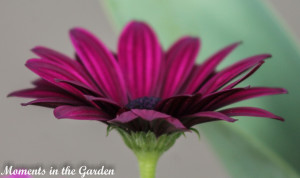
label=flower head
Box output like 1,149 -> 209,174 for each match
9,21 -> 287,136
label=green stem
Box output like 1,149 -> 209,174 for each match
135,152 -> 160,178
116,129 -> 182,178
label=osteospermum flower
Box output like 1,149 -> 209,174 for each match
9,21 -> 286,178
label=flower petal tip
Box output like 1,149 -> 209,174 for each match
273,88 -> 288,94
127,20 -> 146,26
236,41 -> 243,45
69,27 -> 83,33
190,37 -> 201,46
124,21 -> 153,32
231,41 -> 243,48
262,54 -> 272,59
24,59 -> 37,68
228,41 -> 243,49
276,117 -> 285,122
20,103 -> 29,106
53,110 -> 63,119
227,118 -> 238,122
69,27 -> 88,39
281,88 -> 288,94
31,46 -> 44,53
7,92 -> 14,97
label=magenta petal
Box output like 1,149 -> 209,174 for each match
177,64 -> 202,94
156,94 -> 202,116
211,87 -> 288,110
153,57 -> 167,97
184,42 -> 241,94
182,111 -> 237,128
220,107 -> 284,121
111,109 -> 186,130
84,95 -> 121,115
118,21 -> 162,99
223,61 -> 264,90
32,46 -> 77,66
70,28 -> 128,105
110,110 -> 137,123
190,87 -> 245,112
161,37 -> 200,98
185,111 -> 236,122
84,95 -> 120,107
21,97 -> 83,108
54,105 -> 110,120
199,54 -> 271,95
32,78 -> 55,88
156,95 -> 192,115
8,88 -> 67,98
8,79 -> 73,99
26,59 -> 76,80
32,46 -> 98,89
26,59 -> 84,97
55,79 -> 102,96
85,95 -> 121,108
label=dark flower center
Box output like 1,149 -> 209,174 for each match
126,97 -> 161,110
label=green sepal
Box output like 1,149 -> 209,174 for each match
106,125 -> 115,136
117,129 -> 182,178
117,128 -> 182,155
190,127 -> 201,140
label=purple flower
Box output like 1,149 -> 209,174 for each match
9,21 -> 286,136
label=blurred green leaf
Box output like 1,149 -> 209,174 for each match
200,123 -> 299,177
102,0 -> 300,177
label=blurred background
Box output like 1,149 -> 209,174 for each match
1,0 -> 300,178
